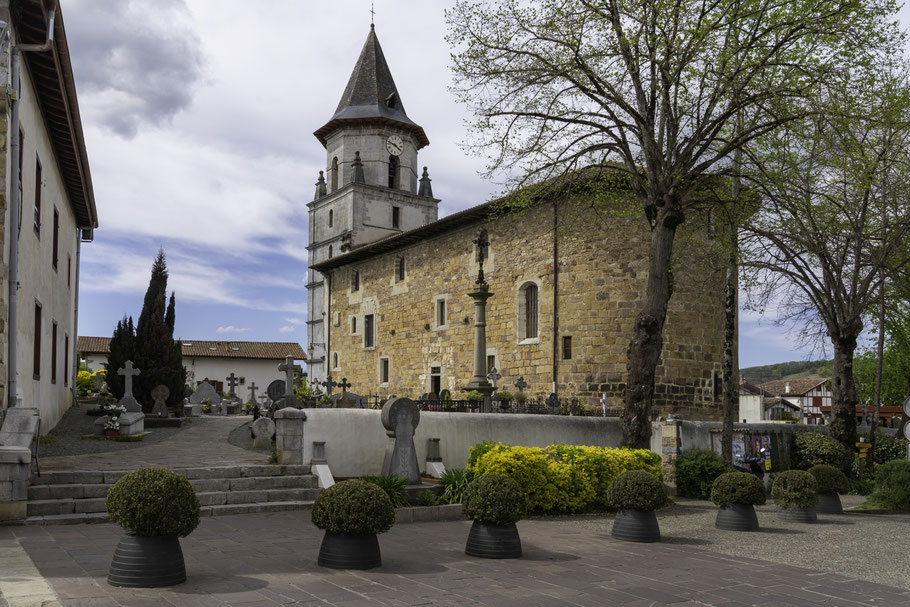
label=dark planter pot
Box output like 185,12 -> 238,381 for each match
611,509 -> 660,543
715,503 -> 760,531
777,505 -> 818,523
318,531 -> 381,569
465,520 -> 522,558
108,532 -> 186,588
816,492 -> 843,514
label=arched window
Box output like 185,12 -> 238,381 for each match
388,155 -> 399,189
331,157 -> 339,191
518,282 -> 539,341
328,209 -> 333,228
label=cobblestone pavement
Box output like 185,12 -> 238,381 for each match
38,416 -> 264,471
3,508 -> 910,607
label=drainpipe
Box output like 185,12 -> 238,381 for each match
71,236 -> 81,403
7,9 -> 55,409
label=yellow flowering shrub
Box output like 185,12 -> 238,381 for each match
468,442 -> 663,513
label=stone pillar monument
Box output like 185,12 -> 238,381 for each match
465,230 -> 494,412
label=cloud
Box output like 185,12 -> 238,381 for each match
279,326 -> 295,333
64,0 -> 206,139
283,317 -> 306,325
216,326 -> 250,334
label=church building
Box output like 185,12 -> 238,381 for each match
306,26 -> 731,418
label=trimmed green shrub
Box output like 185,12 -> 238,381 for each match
607,470 -> 668,511
467,440 -> 502,469
106,467 -> 200,537
469,442 -> 662,513
360,474 -> 408,508
311,480 -> 395,535
415,490 -> 438,507
438,468 -> 477,504
771,470 -> 818,508
674,449 -> 731,499
710,472 -> 766,507
870,432 -> 909,465
793,431 -> 850,473
462,474 -> 527,525
808,464 -> 849,494
868,459 -> 910,511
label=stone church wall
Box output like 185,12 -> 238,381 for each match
324,195 -> 728,419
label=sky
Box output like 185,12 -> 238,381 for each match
63,0 -> 910,370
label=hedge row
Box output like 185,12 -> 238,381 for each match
467,442 -> 662,513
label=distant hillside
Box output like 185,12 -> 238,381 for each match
740,360 -> 832,385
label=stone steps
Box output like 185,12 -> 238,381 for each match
22,464 -> 319,525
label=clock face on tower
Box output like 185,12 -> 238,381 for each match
386,135 -> 403,156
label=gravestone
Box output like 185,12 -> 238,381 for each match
117,360 -> 142,413
514,376 -> 528,393
278,356 -> 296,397
251,417 -> 275,449
334,391 -> 365,409
247,382 -> 259,404
439,389 -> 451,402
150,385 -> 170,417
380,397 -> 421,484
266,380 -> 286,402
189,381 -> 221,408
546,392 -> 560,415
92,374 -> 105,391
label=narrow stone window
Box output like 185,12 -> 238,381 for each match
52,208 -> 59,270
351,316 -> 357,334
351,270 -> 360,292
388,156 -> 399,189
33,301 -> 42,380
328,209 -> 333,228
328,245 -> 333,258
333,352 -> 339,369
437,299 -> 446,328
364,314 -> 375,348
562,336 -> 572,360
380,358 -> 390,384
518,282 -> 539,341
392,206 -> 400,229
396,257 -> 406,282
331,156 -> 339,191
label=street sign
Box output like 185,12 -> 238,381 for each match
855,442 -> 872,449
904,395 -> 910,417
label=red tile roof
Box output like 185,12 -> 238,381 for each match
77,336 -> 306,361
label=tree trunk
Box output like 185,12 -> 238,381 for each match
622,204 -> 680,448
721,266 -> 738,464
869,285 -> 886,474
828,336 -> 859,452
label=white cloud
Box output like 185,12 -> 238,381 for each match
216,326 -> 251,334
279,325 -> 295,333
283,317 -> 306,325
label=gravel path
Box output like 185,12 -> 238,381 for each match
562,495 -> 910,590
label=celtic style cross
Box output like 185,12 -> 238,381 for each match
118,360 -> 140,398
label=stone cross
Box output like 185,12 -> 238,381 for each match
150,384 -> 170,417
486,367 -> 502,389
338,377 -> 351,394
472,229 -> 489,284
278,355 -> 295,397
226,373 -> 240,398
258,394 -> 269,407
514,376 -> 528,393
248,382 -> 258,403
118,360 -> 140,398
320,374 -> 335,396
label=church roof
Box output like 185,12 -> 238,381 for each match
78,336 -> 306,361
314,25 -> 429,149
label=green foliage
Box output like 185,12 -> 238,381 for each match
76,370 -> 94,396
674,449 -> 731,499
461,474 -> 527,525
416,490 -> 438,507
104,316 -> 134,400
848,477 -> 875,495
360,474 -> 408,508
467,440 -> 501,469
311,479 -> 395,535
793,432 -> 851,473
438,468 -> 477,504
710,472 -> 767,506
132,251 -> 186,411
771,470 -> 819,509
495,390 -> 513,401
808,464 -> 849,494
607,470 -> 668,512
868,459 -> 910,511
105,468 -> 200,537
469,442 -> 662,513
464,390 -> 483,401
856,431 -> 910,466
740,360 -> 832,385
853,341 -> 910,410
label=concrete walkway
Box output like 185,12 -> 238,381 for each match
2,509 -> 910,606
39,416 -> 266,471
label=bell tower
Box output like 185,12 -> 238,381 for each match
305,25 -> 439,383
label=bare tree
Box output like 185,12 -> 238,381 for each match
741,66 -> 910,452
446,0 -> 902,447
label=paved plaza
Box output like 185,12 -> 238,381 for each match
3,417 -> 909,606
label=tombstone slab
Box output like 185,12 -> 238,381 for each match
333,391 -> 363,409
251,417 -> 276,449
380,397 -> 421,484
189,381 -> 221,407
150,385 -> 170,417
94,411 -> 145,436
266,380 -> 286,402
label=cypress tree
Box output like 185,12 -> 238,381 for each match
104,316 -> 134,400
133,250 -> 187,411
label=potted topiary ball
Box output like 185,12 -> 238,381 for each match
311,479 -> 396,569
771,469 -> 819,522
607,470 -> 668,542
462,473 -> 527,558
711,472 -> 766,531
808,464 -> 849,514
105,467 -> 200,587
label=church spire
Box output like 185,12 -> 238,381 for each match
313,27 -> 429,149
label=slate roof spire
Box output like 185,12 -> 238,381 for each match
314,26 -> 429,149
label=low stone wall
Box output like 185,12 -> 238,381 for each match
296,409 -> 662,478
0,408 -> 40,521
